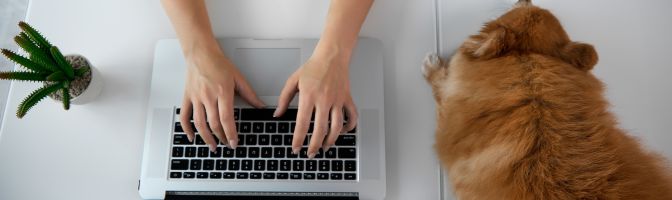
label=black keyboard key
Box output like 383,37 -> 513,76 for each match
242,160 -> 253,171
246,135 -> 258,145
274,147 -> 285,158
195,135 -> 206,145
197,147 -> 209,157
286,147 -> 298,158
280,160 -> 291,171
345,161 -> 356,171
315,149 -> 324,159
263,173 -> 275,179
210,147 -> 222,157
250,173 -> 262,179
170,172 -> 182,178
238,135 -> 245,145
248,147 -> 260,158
290,173 -> 302,180
210,172 -> 222,179
183,172 -> 195,179
338,148 -> 356,158
228,160 -> 240,170
237,172 -> 249,179
277,173 -> 289,179
203,159 -> 214,170
303,136 -> 309,146
171,159 -> 188,170
306,160 -> 317,171
172,147 -> 184,157
254,160 -> 265,171
197,172 -> 208,179
293,160 -> 304,171
336,135 -> 356,146
332,160 -> 343,171
190,159 -> 202,170
173,134 -> 190,144
283,135 -> 293,146
307,123 -> 314,134
278,122 -> 290,133
261,147 -> 273,158
304,173 -> 316,180
271,135 -> 283,145
235,147 -> 247,158
241,108 -> 297,121
223,172 -> 235,179
240,122 -> 252,133
345,173 -> 356,180
267,160 -> 278,171
300,148 -> 309,158
222,148 -> 235,158
176,108 -> 181,114
324,148 -> 337,158
317,173 -> 329,180
234,108 -> 240,120
174,122 -> 184,133
290,122 -> 296,132
216,160 -> 227,170
259,135 -> 270,145
330,173 -> 342,180
319,160 -> 330,171
265,122 -> 277,133
252,122 -> 264,133
185,147 -> 197,157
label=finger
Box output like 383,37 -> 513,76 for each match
193,102 -> 217,152
324,107 -> 344,151
292,96 -> 314,154
219,96 -> 239,149
274,73 -> 299,117
308,105 -> 330,158
344,99 -> 359,132
235,75 -> 265,108
204,97 -> 225,147
180,96 -> 195,142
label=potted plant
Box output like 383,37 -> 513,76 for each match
0,21 -> 102,118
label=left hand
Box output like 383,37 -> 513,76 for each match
274,53 -> 358,158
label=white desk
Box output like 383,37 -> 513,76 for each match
0,0 -> 441,199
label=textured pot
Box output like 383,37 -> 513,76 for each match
47,55 -> 103,105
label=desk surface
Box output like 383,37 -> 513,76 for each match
0,0 -> 441,199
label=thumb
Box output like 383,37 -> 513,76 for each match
235,76 -> 265,108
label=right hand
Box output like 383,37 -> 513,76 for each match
180,46 -> 265,152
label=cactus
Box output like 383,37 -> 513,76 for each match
0,21 -> 89,118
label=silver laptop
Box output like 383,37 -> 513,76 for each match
139,38 -> 386,200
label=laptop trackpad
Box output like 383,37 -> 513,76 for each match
232,48 -> 301,97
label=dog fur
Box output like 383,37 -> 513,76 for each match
423,1 -> 672,199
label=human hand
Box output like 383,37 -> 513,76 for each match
274,52 -> 358,159
180,46 -> 264,152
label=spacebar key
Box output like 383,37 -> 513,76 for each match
241,108 -> 297,121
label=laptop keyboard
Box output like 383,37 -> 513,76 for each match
169,108 -> 358,181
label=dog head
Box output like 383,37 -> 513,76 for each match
460,0 -> 598,70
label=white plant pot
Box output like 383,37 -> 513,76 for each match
71,65 -> 102,104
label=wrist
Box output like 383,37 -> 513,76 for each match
311,42 -> 354,67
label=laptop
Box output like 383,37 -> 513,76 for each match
139,38 -> 386,200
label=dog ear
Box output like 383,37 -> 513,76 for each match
462,28 -> 509,59
560,42 -> 598,71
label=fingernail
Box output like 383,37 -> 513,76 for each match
229,140 -> 238,149
187,135 -> 193,142
323,144 -> 331,152
273,109 -> 279,118
308,153 -> 316,159
209,144 -> 217,152
292,147 -> 301,154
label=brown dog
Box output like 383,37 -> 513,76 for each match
423,0 -> 672,199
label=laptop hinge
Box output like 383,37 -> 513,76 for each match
165,191 -> 359,200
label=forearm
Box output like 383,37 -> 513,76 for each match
313,0 -> 374,64
161,0 -> 221,58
